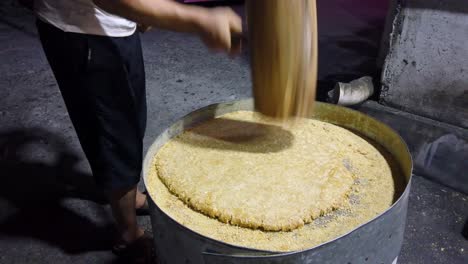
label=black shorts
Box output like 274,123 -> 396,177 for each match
36,19 -> 147,191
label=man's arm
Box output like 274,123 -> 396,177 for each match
93,0 -> 242,52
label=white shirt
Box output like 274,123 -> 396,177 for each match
35,0 -> 137,37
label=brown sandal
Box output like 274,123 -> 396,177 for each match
112,231 -> 155,264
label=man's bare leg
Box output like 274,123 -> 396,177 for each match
109,186 -> 145,243
135,189 -> 147,210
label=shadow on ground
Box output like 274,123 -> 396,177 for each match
0,128 -> 116,255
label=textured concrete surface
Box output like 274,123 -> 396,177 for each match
1,1 -> 467,264
399,175 -> 468,264
381,0 -> 468,128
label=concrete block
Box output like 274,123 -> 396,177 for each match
381,0 -> 468,129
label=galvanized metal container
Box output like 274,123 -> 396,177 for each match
143,99 -> 413,264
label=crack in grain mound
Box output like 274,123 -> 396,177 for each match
155,111 -> 355,231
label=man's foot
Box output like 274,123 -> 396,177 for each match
108,186 -> 152,263
113,229 -> 154,264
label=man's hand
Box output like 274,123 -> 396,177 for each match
198,7 -> 242,54
93,0 -> 242,56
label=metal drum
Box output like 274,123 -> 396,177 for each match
143,99 -> 413,264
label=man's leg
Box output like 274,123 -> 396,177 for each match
135,189 -> 147,210
36,19 -> 148,246
109,186 -> 144,243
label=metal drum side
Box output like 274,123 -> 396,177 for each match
148,199 -> 273,264
143,99 -> 413,264
203,184 -> 410,264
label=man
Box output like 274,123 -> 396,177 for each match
30,0 -> 242,262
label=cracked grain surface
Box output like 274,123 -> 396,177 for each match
147,111 -> 399,251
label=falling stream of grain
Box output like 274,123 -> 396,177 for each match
248,0 -> 318,119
